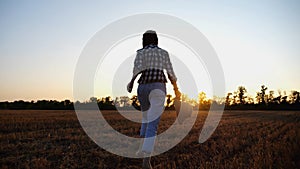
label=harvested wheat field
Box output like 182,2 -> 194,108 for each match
0,110 -> 299,169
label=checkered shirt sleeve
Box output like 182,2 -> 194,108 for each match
133,51 -> 144,76
164,51 -> 177,83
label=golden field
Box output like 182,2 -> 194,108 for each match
0,110 -> 299,169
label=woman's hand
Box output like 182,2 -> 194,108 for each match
127,74 -> 139,93
172,81 -> 181,99
127,81 -> 134,93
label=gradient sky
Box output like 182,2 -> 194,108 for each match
1,0 -> 299,101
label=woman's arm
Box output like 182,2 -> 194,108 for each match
127,51 -> 143,93
127,73 -> 139,93
172,81 -> 181,99
164,51 -> 181,99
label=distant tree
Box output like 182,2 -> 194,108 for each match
198,92 -> 211,110
89,97 -> 97,103
270,90 -> 281,104
225,92 -> 233,106
233,91 -> 238,105
97,97 -> 105,104
188,98 -> 198,107
119,96 -> 130,107
1,85 -> 300,110
114,97 -> 120,107
256,93 -> 261,104
273,96 -> 281,104
130,95 -> 140,110
261,85 -> 268,104
0,101 -> 8,109
268,91 -> 275,104
182,94 -> 190,103
281,96 -> 288,104
64,99 -> 71,106
213,95 -> 225,105
295,91 -> 300,104
198,92 -> 207,105
281,93 -> 288,105
246,95 -> 254,104
96,96 -> 115,110
104,96 -> 113,105
290,91 -> 300,104
237,86 -> 247,104
256,85 -> 268,104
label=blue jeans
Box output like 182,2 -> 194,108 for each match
137,82 -> 166,153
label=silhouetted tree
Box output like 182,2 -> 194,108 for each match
198,92 -> 211,110
281,92 -> 288,105
256,85 -> 268,104
237,86 -> 247,104
225,92 -> 233,106
290,91 -> 300,104
131,95 -> 140,110
1,86 -> 300,110
198,92 -> 206,105
268,90 -> 275,104
261,85 -> 268,104
114,97 -> 120,107
246,95 -> 254,104
233,91 -> 238,105
119,96 -> 130,107
105,96 -> 113,105
89,97 -> 97,103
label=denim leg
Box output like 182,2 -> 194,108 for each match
141,118 -> 160,153
137,85 -> 150,137
140,111 -> 148,137
142,89 -> 166,153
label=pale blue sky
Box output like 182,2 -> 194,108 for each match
0,0 -> 299,101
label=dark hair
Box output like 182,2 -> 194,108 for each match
143,30 -> 158,48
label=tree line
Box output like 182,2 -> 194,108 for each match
224,85 -> 300,110
0,85 -> 299,110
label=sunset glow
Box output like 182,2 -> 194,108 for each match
1,1 -> 299,101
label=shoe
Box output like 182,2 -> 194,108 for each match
142,157 -> 152,169
136,138 -> 144,157
136,150 -> 143,157
142,152 -> 152,169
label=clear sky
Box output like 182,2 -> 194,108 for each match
1,0 -> 299,101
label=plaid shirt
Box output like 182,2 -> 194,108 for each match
133,44 -> 177,84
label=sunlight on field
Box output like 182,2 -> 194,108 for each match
0,110 -> 299,168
